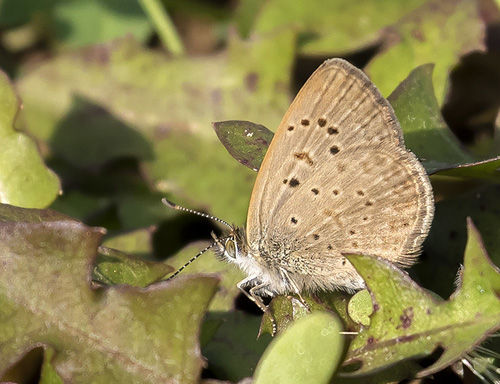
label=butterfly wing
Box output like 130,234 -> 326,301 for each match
245,59 -> 434,291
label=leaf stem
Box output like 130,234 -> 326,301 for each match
139,0 -> 185,57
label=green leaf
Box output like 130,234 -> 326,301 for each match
0,70 -> 60,208
101,227 -> 155,258
0,0 -> 59,27
258,295 -> 420,382
93,246 -> 172,287
344,218 -> 500,377
417,184 -> 500,297
117,191 -> 174,230
147,130 -> 256,225
17,30 -> 296,224
0,0 -> 152,49
53,0 -> 152,49
49,97 -> 154,168
40,347 -> 64,384
419,218 -> 500,376
0,203 -> 71,222
253,0 -> 427,55
347,290 -> 373,327
388,61 -> 500,187
259,293 -> 355,337
202,311 -> 272,382
260,295 -> 311,336
254,311 -> 344,384
234,0 -> 268,37
49,190 -> 111,223
367,0 -> 485,104
434,156 -> 500,182
17,33 -> 294,143
213,120 -> 274,171
0,203 -> 219,383
388,63 -> 475,173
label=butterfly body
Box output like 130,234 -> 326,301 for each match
214,58 -> 434,304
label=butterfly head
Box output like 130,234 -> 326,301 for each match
213,226 -> 248,265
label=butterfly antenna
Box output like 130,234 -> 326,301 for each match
162,198 -> 232,229
165,242 -> 217,281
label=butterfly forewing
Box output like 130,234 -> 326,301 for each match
245,59 -> 433,290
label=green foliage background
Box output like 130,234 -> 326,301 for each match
0,0 -> 500,382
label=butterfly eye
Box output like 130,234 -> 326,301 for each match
224,238 -> 238,259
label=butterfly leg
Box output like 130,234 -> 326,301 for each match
237,278 -> 269,313
237,278 -> 277,336
279,267 -> 310,311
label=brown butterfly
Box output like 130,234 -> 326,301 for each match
164,58 -> 434,325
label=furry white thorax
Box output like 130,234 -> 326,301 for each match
215,228 -> 290,296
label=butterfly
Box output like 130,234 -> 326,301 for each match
164,58 -> 434,325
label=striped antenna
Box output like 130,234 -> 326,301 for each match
165,241 -> 217,281
162,198 -> 232,229
162,198 -> 231,279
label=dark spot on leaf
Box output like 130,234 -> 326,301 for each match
289,178 -> 300,187
301,119 -> 310,126
311,188 -> 319,195
367,336 -> 375,344
294,152 -> 314,166
245,72 -> 258,92
154,123 -> 172,140
403,223 -> 409,227
291,217 -> 298,224
349,230 -> 355,235
255,137 -> 271,147
411,27 -> 425,42
356,190 -> 364,196
342,258 -> 346,266
396,335 -> 417,343
327,127 -> 338,135
330,146 -> 339,155
327,244 -> 333,250
426,308 -> 431,315
211,88 -> 222,105
288,126 -> 294,131
373,304 -> 379,312
333,190 -> 339,196
363,217 -> 368,221
398,307 -> 414,329
318,118 -> 327,127
283,179 -> 288,184
313,234 -> 319,240
365,201 -> 373,206
84,45 -> 111,64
